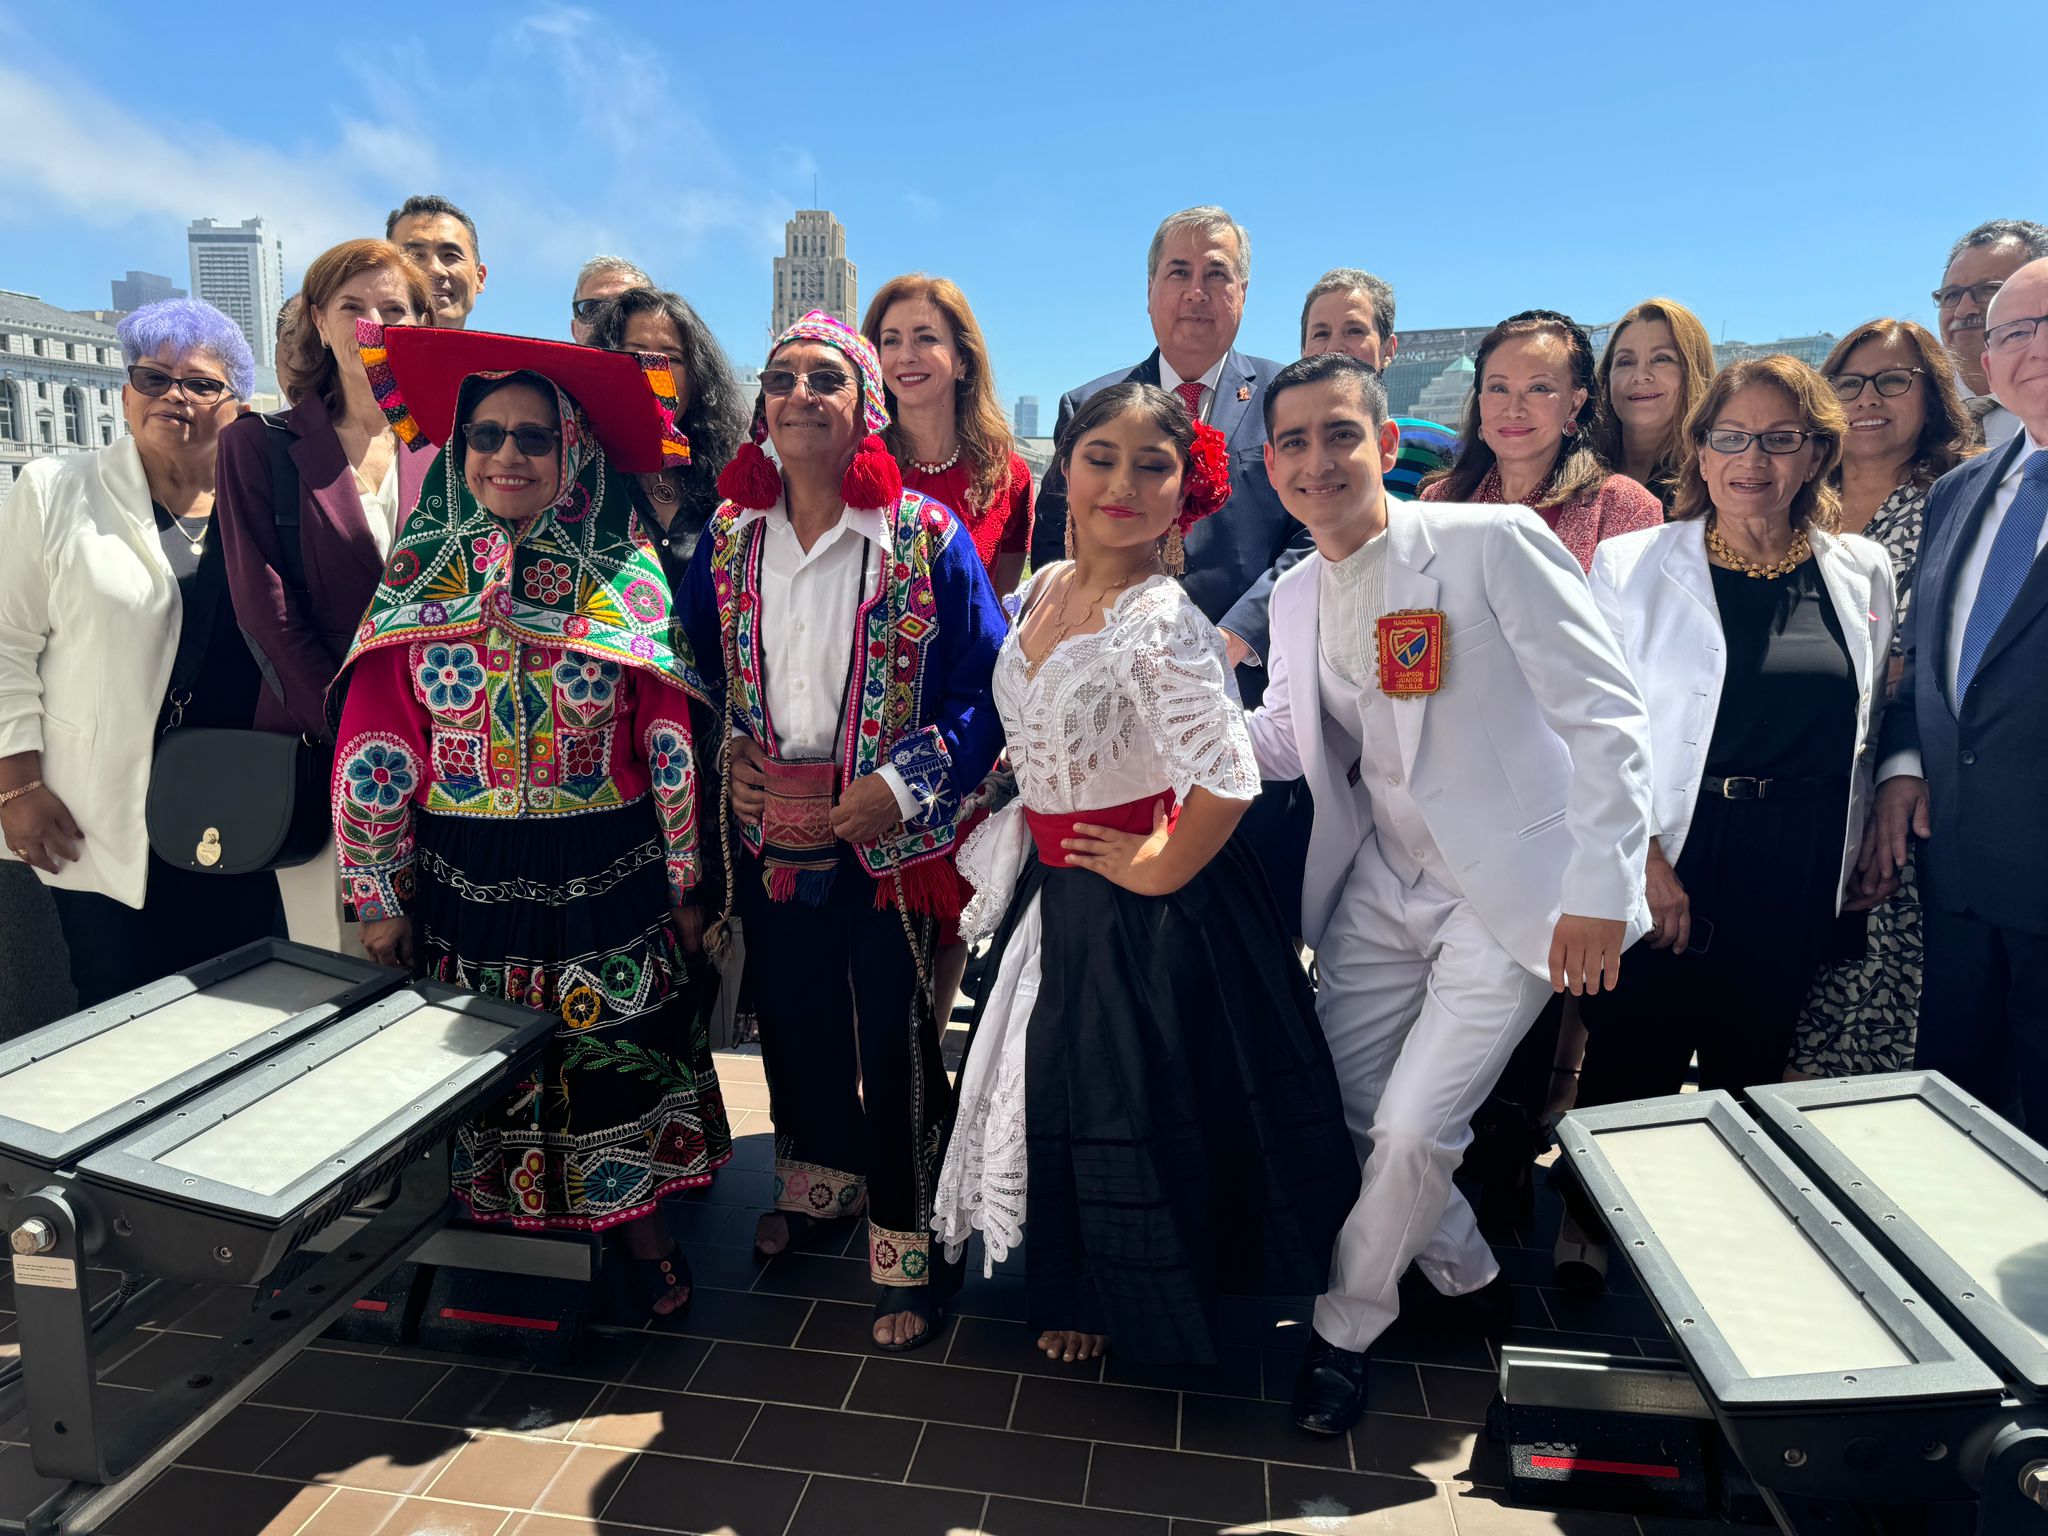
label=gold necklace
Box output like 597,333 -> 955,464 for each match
1024,563 -> 1152,678
1706,516 -> 1810,580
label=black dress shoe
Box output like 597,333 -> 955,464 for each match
1290,1330 -> 1371,1435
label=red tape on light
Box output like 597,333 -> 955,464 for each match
439,1306 -> 560,1333
1529,1455 -> 1680,1479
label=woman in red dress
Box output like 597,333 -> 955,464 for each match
862,275 -> 1032,598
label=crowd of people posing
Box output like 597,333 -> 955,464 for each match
4,197 -> 2045,1439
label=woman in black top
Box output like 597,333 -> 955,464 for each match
1556,356 -> 1899,1287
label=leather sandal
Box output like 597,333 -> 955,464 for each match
871,1286 -> 946,1354
630,1248 -> 693,1321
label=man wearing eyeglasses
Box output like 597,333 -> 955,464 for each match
1933,219 -> 2048,448
570,256 -> 651,345
1868,258 -> 2048,1133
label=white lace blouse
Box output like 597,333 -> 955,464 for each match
957,571 -> 1261,941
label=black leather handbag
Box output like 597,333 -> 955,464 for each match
145,413 -> 335,876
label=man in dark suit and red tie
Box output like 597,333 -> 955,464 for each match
1866,257 -> 2048,1130
1031,206 -> 1313,927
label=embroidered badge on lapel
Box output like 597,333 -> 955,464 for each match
1376,609 -> 1445,696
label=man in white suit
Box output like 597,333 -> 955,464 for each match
1245,353 -> 1655,1435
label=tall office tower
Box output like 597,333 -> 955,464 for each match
770,210 -> 857,337
186,218 -> 285,369
110,271 -> 186,311
1014,395 -> 1039,437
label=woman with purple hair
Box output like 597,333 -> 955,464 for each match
0,297 -> 280,1008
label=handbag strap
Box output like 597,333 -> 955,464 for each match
161,517 -> 229,732
259,411 -> 307,593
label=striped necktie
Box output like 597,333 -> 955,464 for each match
1955,448 -> 2048,700
1173,379 -> 1205,420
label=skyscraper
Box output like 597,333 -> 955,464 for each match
187,218 -> 285,369
110,271 -> 185,311
1014,395 -> 1039,437
770,210 -> 857,338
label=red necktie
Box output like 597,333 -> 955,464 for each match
1174,379 -> 1205,420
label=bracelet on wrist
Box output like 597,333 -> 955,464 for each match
0,779 -> 44,809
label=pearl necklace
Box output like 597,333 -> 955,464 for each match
1705,516 -> 1811,580
910,447 -> 961,475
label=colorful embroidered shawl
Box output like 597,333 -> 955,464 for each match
337,369 -> 705,710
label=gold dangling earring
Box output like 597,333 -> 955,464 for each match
1064,514 -> 1075,560
1164,524 -> 1185,576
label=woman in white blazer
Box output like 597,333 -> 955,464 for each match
1558,356 -> 1898,1286
0,300 -> 279,1009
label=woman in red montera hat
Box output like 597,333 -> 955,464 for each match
328,325 -> 729,1318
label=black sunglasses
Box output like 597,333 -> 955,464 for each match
462,422 -> 562,456
761,366 -> 852,398
571,297 -> 610,322
126,364 -> 236,402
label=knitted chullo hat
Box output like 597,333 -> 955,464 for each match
716,309 -> 902,511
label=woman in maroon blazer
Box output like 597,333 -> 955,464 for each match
215,238 -> 434,955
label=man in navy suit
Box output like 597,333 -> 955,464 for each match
1032,206 -> 1313,928
1867,257 -> 2048,1130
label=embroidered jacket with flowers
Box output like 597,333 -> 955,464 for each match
679,490 -> 1007,887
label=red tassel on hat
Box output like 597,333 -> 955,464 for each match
840,434 -> 902,510
717,419 -> 783,509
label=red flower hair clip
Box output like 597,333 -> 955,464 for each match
1178,420 -> 1232,533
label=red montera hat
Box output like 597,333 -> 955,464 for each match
357,321 -> 688,474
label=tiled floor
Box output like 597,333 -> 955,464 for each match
0,1049 -> 1745,1535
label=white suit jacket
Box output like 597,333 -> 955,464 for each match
1587,519 -> 1896,910
0,440 -> 181,908
1247,499 -> 1655,976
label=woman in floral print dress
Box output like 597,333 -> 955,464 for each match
329,326 -> 729,1315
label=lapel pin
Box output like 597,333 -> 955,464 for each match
1237,385 -> 1251,402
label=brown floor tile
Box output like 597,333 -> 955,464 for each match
0,1443 -> 71,1525
545,1330 -> 649,1385
292,1490 -> 403,1534
99,1467 -> 335,1535
1266,1462 -> 1456,1534
948,1315 -> 1105,1380
1417,1364 -> 1500,1425
783,1473 -> 985,1535
909,1421 -> 1091,1503
1259,1352 -> 1428,1420
532,1444 -> 637,1519
847,1355 -> 1018,1427
567,1384 -> 757,1457
682,1241 -> 762,1293
260,1411 -> 466,1494
407,1365 -> 602,1438
251,1349 -> 451,1417
427,1431 -> 578,1509
699,1167 -> 775,1209
99,1326 -> 225,1389
598,1451 -> 806,1533
688,1338 -> 861,1406
1083,1444 -> 1266,1524
617,1334 -> 711,1392
1351,1413 -> 1503,1485
1538,1289 -> 1664,1340
673,1285 -> 813,1346
176,1402 -> 314,1474
950,1271 -> 1029,1323
794,1297 -> 883,1354
735,1401 -> 923,1479
299,1489 -> 512,1534
1011,1375 -> 1179,1448
752,1250 -> 873,1303
504,1514 -> 637,1535
1371,1320 -> 1496,1371
1104,1347 -> 1263,1400
719,1078 -> 773,1112
1177,1392 -> 1351,1468
981,1495 -> 1170,1535
1443,1484 -> 1641,1533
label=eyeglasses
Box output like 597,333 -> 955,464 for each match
461,422 -> 562,457
1830,367 -> 1924,400
126,365 -> 236,402
1703,429 -> 1815,455
571,297 -> 610,322
760,367 -> 852,399
1932,280 -> 2007,310
1986,313 -> 2048,354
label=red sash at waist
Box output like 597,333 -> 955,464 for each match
1024,791 -> 1179,869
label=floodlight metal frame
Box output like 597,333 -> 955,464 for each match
0,940 -> 399,1194
74,983 -> 553,1285
1558,1090 -> 2005,1505
1749,1070 -> 2048,1399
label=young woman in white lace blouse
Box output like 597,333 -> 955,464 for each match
932,383 -> 1357,1367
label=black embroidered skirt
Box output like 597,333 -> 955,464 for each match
967,832 -> 1359,1364
413,802 -> 732,1230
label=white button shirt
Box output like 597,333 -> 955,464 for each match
731,500 -> 918,819
1157,352 -> 1227,423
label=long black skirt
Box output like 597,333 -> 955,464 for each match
415,802 -> 732,1230
966,833 -> 1359,1365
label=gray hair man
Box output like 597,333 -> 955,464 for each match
1935,219 -> 2048,445
571,256 -> 652,344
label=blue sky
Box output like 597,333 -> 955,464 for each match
4,1 -> 2044,416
